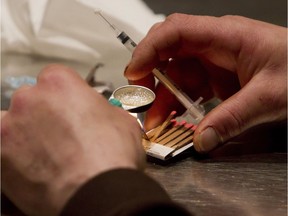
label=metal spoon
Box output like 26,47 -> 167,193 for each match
110,85 -> 155,113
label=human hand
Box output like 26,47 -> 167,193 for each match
124,14 -> 287,153
1,65 -> 146,216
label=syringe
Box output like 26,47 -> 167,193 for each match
95,11 -> 205,124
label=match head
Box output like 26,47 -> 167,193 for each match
170,110 -> 177,116
179,120 -> 187,126
184,123 -> 193,129
170,119 -> 177,126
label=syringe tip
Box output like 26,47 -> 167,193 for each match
94,10 -> 119,33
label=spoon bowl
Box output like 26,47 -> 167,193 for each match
111,85 -> 155,113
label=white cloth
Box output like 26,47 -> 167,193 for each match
1,0 -> 164,87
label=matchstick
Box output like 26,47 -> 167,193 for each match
150,111 -> 177,142
146,125 -> 161,139
165,125 -> 194,147
158,122 -> 191,145
173,135 -> 194,149
171,125 -> 197,149
155,120 -> 184,142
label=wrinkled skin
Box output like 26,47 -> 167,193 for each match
1,65 -> 146,216
125,14 -> 287,153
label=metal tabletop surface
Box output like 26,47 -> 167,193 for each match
146,151 -> 287,216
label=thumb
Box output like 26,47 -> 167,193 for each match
193,79 -> 287,153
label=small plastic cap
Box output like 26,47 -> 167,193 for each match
109,98 -> 122,107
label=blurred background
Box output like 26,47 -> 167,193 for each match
143,0 -> 287,26
1,0 -> 287,109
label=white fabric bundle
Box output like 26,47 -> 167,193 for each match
2,0 -> 164,87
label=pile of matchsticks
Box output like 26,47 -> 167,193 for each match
143,111 -> 197,151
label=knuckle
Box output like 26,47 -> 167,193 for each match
258,89 -> 287,120
226,108 -> 245,133
9,85 -> 32,112
219,15 -> 248,25
148,22 -> 162,33
166,13 -> 186,21
38,64 -> 75,86
216,105 -> 246,141
165,13 -> 193,27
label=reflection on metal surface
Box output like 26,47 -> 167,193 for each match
146,153 -> 287,216
111,85 -> 155,113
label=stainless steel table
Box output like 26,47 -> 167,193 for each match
146,151 -> 287,216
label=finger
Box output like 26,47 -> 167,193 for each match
125,14 -> 244,81
193,74 -> 287,153
143,58 -> 214,130
127,59 -> 174,92
165,58 -> 214,101
147,21 -> 163,34
141,57 -> 240,128
128,73 -> 156,91
36,64 -> 108,103
204,62 -> 241,100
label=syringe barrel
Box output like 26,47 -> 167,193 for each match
117,32 -> 137,52
97,11 -> 206,124
117,31 -> 205,123
152,68 -> 204,118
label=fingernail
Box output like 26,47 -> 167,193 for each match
124,64 -> 133,84
196,127 -> 221,152
124,59 -> 133,78
123,64 -> 129,77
